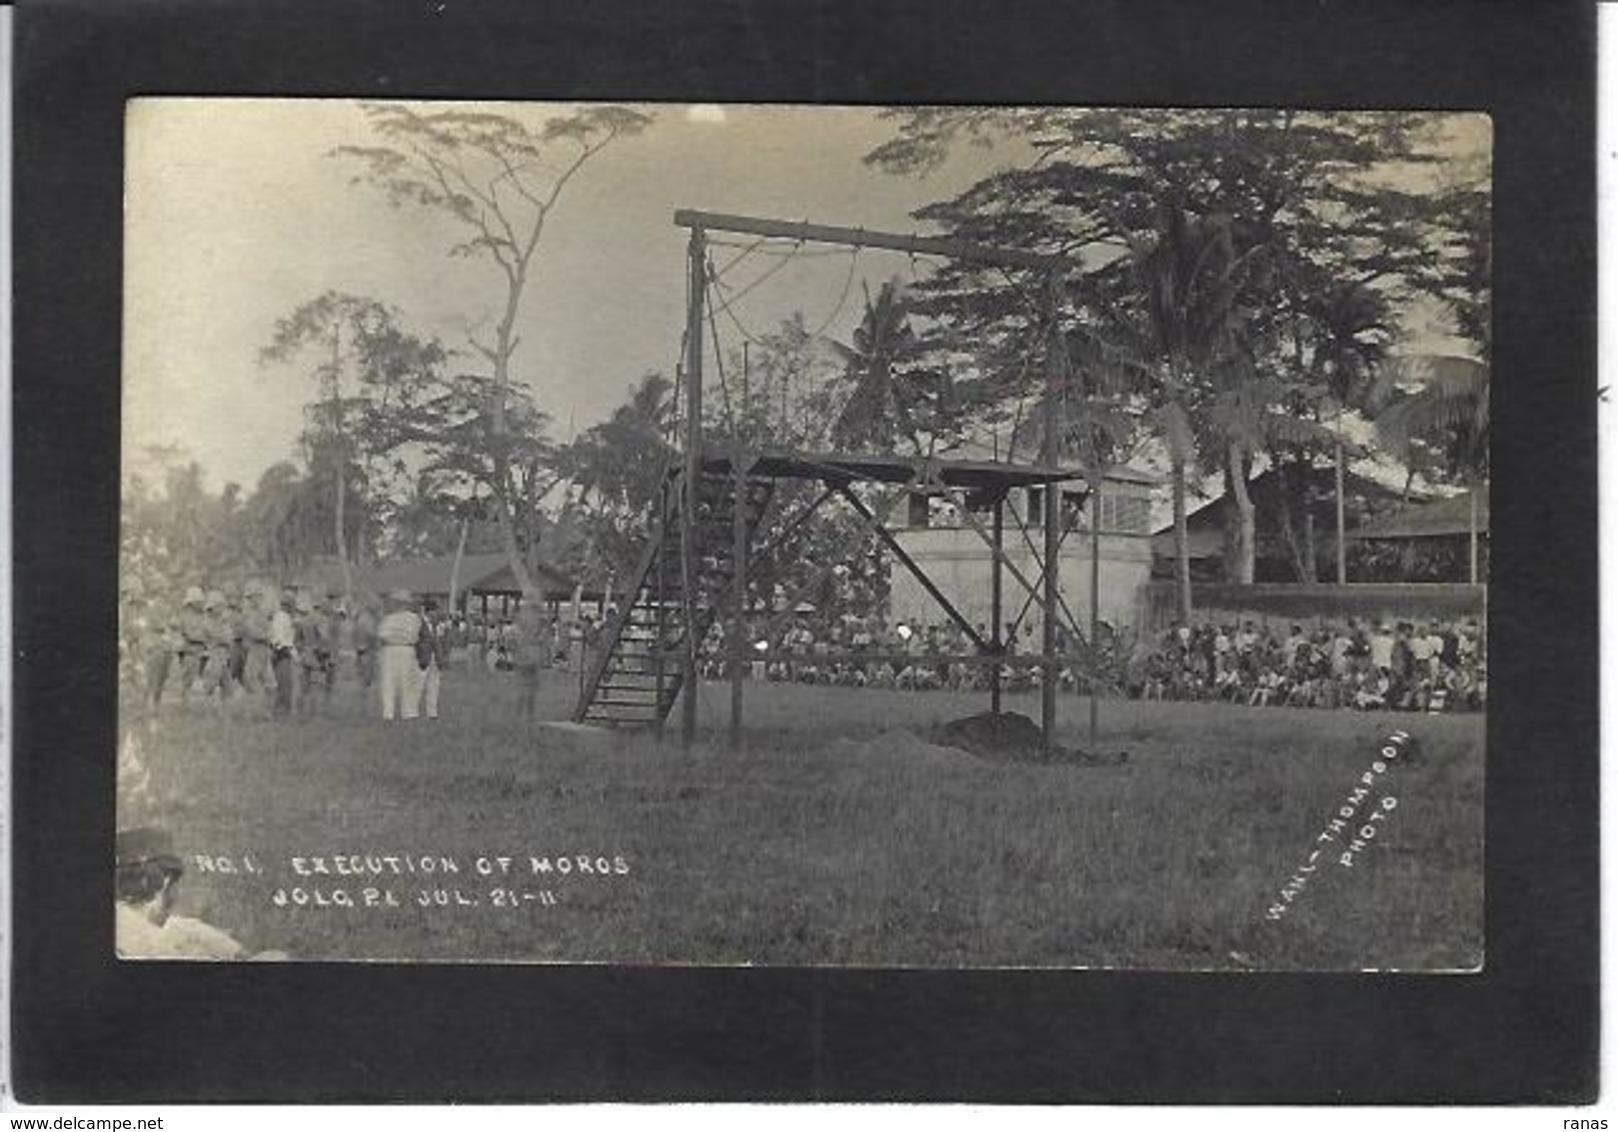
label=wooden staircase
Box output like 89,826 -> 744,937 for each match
573,467 -> 774,729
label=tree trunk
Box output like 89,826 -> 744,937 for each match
1171,453 -> 1192,623
1275,474 -> 1309,584
1468,483 -> 1480,584
1224,445 -> 1256,584
335,460 -> 353,600
489,270 -> 539,599
448,517 -> 469,613
1302,507 -> 1318,583
330,325 -> 354,605
1334,433 -> 1348,585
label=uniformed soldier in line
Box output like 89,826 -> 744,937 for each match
332,599 -> 358,696
353,597 -> 380,695
196,590 -> 236,708
224,585 -> 250,698
237,582 -> 276,711
270,588 -> 299,718
176,585 -> 209,704
295,592 -> 334,714
143,589 -> 181,711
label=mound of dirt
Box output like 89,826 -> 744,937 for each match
931,710 -> 1128,767
827,728 -> 982,769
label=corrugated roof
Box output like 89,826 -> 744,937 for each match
1346,489 -> 1489,540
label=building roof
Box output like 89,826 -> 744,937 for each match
297,553 -> 578,598
701,446 -> 1159,492
1346,489 -> 1489,540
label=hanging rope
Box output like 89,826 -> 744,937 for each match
703,257 -> 739,437
713,243 -> 804,307
711,235 -> 769,280
708,275 -> 771,348
807,247 -> 862,338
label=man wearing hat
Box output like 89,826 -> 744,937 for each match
237,582 -> 275,708
195,589 -> 235,708
176,585 -> 209,703
143,589 -> 182,710
296,591 -> 333,715
354,596 -> 380,695
115,828 -> 284,960
416,598 -> 446,720
376,589 -> 423,721
269,588 -> 299,717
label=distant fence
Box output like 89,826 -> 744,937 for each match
1141,581 -> 1487,631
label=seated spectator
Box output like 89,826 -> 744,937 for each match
115,827 -> 287,961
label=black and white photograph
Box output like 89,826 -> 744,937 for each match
115,98 -> 1491,972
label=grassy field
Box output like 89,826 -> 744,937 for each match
118,666 -> 1483,970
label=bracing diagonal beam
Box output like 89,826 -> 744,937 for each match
746,484 -> 835,579
949,492 -> 1047,611
1003,495 -> 1094,648
835,484 -> 991,655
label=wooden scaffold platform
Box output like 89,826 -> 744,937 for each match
572,210 -> 1108,752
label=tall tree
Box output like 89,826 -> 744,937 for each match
334,103 -> 653,596
1375,354 -> 1489,581
1298,279 -> 1396,581
825,280 -> 941,455
560,373 -> 676,581
261,292 -> 445,600
868,108 -> 1478,591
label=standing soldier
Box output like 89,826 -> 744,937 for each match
270,589 -> 298,718
354,597 -> 380,698
332,599 -> 358,697
225,586 -> 249,697
143,589 -> 181,711
295,593 -> 333,715
195,590 -> 235,709
176,586 -> 209,705
238,583 -> 275,712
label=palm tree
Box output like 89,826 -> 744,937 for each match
1304,280 -> 1395,582
828,281 -> 929,455
1375,354 -> 1489,582
562,373 -> 677,581
1108,206 -> 1248,614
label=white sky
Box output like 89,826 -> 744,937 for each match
122,100 -> 1487,493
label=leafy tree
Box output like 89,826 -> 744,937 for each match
868,108 -> 1480,592
1375,354 -> 1489,581
334,103 -> 653,596
261,291 -> 447,601
723,311 -> 840,449
825,280 -> 945,455
560,373 -> 676,582
1294,278 -> 1397,581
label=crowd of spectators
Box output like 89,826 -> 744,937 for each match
683,608 -> 1487,714
693,614 -> 1093,693
1124,616 -> 1486,712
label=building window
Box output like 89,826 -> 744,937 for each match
906,493 -> 931,529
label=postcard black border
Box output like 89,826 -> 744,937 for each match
11,0 -> 1598,1104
